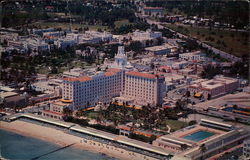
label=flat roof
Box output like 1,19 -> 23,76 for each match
200,119 -> 232,128
126,71 -> 157,79
0,91 -> 19,99
145,44 -> 174,52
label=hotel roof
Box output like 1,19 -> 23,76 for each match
63,76 -> 92,82
104,68 -> 121,77
126,71 -> 157,79
106,68 -> 121,73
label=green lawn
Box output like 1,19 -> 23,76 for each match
114,19 -> 133,28
165,120 -> 188,132
165,23 -> 249,57
85,111 -> 99,119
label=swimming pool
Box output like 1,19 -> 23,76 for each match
183,130 -> 215,142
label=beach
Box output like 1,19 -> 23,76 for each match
0,120 -> 157,160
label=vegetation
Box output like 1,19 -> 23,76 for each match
146,0 -> 249,29
165,24 -> 249,57
1,0 -> 147,34
89,124 -> 120,135
30,22 -> 109,31
201,64 -> 222,79
228,61 -> 249,79
128,133 -> 157,143
165,120 -> 188,132
63,116 -> 89,127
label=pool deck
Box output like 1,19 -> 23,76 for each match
171,126 -> 225,144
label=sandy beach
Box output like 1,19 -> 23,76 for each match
0,120 -> 157,160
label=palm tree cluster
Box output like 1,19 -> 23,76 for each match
95,102 -> 186,132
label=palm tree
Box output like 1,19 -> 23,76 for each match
181,144 -> 188,151
63,107 -> 73,117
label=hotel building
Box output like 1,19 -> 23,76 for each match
115,71 -> 166,106
62,68 -> 123,110
62,46 -> 166,109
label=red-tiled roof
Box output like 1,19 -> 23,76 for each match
159,66 -> 170,70
106,68 -> 121,73
43,110 -> 63,116
104,72 -> 116,77
144,7 -> 163,10
63,76 -> 91,82
104,68 -> 121,77
126,71 -> 156,79
117,126 -> 131,131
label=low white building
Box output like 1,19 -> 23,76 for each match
172,61 -> 189,69
55,39 -> 76,49
179,51 -> 206,61
63,68 -> 85,78
145,43 -> 176,55
31,80 -> 62,97
42,99 -> 72,120
133,29 -> 162,40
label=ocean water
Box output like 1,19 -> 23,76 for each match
0,129 -> 116,160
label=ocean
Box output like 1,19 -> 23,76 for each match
0,129 -> 116,160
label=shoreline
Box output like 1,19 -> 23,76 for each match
0,120 -> 156,160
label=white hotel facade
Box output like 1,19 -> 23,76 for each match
119,71 -> 166,106
62,68 -> 123,110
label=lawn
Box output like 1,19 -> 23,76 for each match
30,22 -> 109,31
165,120 -> 188,132
114,19 -> 133,28
85,111 -> 99,119
165,23 -> 249,58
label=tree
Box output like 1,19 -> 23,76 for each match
63,107 -> 73,117
181,144 -> 189,151
199,144 -> 207,160
188,120 -> 197,126
186,91 -> 191,97
233,104 -> 238,109
200,64 -> 222,79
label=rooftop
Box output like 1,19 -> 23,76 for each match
0,91 -> 19,99
63,76 -> 92,82
145,44 -> 175,51
126,71 -> 157,79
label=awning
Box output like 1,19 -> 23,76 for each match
194,93 -> 202,97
